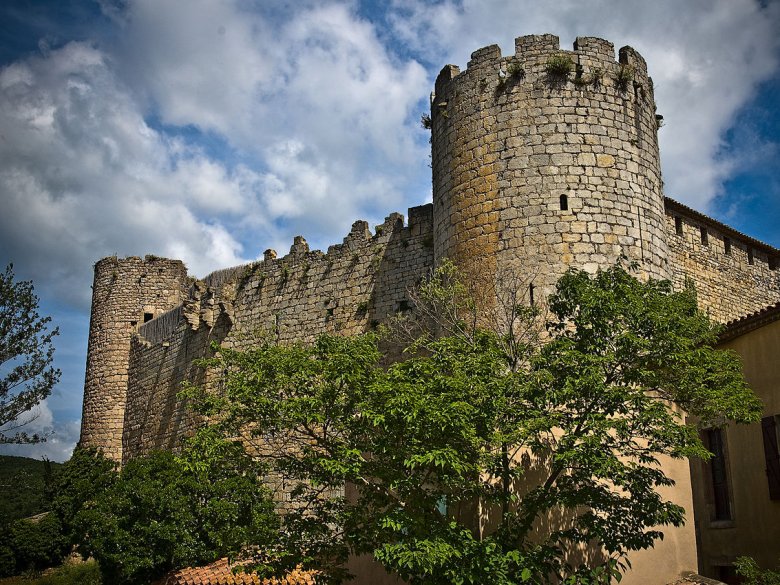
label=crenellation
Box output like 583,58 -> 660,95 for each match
79,36 -> 779,584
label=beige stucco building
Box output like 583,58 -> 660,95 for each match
690,303 -> 780,582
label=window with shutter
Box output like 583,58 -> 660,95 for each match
706,428 -> 732,520
761,415 -> 780,500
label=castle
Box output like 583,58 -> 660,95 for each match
79,35 -> 780,583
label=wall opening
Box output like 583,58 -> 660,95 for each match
675,216 -> 683,236
700,226 -> 708,246
723,237 -> 731,256
559,194 -> 568,211
529,284 -> 535,307
770,257 -> 777,271
748,249 -> 754,265
705,428 -> 732,521
143,312 -> 154,323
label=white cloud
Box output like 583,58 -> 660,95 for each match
387,0 -> 780,211
0,401 -> 80,462
107,0 -> 431,250
0,41 -> 253,307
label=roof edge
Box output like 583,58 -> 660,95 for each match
665,197 -> 780,256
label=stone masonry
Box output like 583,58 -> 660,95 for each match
78,34 -> 780,583
80,31 -> 780,470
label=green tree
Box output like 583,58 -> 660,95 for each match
735,557 -> 780,585
187,262 -> 761,584
74,437 -> 279,585
0,264 -> 60,443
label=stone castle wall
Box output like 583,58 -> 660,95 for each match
121,206 -> 434,461
80,256 -> 190,461
78,34 -> 780,465
432,35 -> 670,305
665,198 -> 779,323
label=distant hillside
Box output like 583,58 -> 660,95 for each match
0,455 -> 62,525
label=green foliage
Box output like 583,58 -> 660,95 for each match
614,65 -> 634,91
75,443 -> 278,585
0,560 -> 102,585
0,265 -> 61,443
507,61 -> 524,79
545,54 -> 573,77
735,557 -> 780,585
188,261 -> 760,584
5,514 -> 68,575
46,448 -> 117,550
0,455 -> 61,526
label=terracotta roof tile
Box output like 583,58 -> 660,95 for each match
719,300 -> 780,342
154,558 -> 317,585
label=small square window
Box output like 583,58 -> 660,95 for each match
143,312 -> 154,323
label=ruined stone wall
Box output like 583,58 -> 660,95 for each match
665,198 -> 780,323
80,256 -> 190,462
432,35 -> 670,304
121,205 -> 434,461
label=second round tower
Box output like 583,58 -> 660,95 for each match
431,34 -> 670,297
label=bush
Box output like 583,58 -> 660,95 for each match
545,53 -> 573,77
76,444 -> 278,585
7,513 -> 68,574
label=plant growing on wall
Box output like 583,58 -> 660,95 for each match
185,261 -> 761,584
615,64 -> 635,91
545,54 -> 573,78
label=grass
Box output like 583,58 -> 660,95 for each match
0,561 -> 101,585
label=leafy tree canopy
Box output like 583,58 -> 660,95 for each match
0,264 -> 60,443
72,438 -> 279,585
186,261 -> 761,585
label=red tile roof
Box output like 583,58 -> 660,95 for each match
154,558 -> 317,585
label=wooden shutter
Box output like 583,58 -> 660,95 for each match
761,416 -> 780,500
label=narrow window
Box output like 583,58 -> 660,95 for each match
705,428 -> 732,520
675,216 -> 683,236
529,284 -> 535,306
559,194 -> 568,211
143,312 -> 154,323
761,416 -> 780,500
770,257 -> 777,271
723,237 -> 731,256
700,226 -> 708,246
748,249 -> 754,265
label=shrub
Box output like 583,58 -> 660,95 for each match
545,53 -> 573,77
8,513 -> 68,573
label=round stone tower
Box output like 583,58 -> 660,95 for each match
79,255 -> 189,462
431,34 -> 670,298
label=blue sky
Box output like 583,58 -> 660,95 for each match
1,0 -> 778,461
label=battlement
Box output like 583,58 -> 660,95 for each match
128,204 -> 435,351
435,34 -> 651,103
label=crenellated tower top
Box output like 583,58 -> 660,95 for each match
431,34 -> 669,299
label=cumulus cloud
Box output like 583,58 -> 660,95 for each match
0,401 -> 80,462
0,41 -> 255,307
387,0 -> 780,211
106,0 -> 431,249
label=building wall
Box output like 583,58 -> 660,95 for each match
121,206 -> 434,462
666,200 -> 780,324
692,315 -> 780,578
431,35 -> 671,305
79,256 -> 189,462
